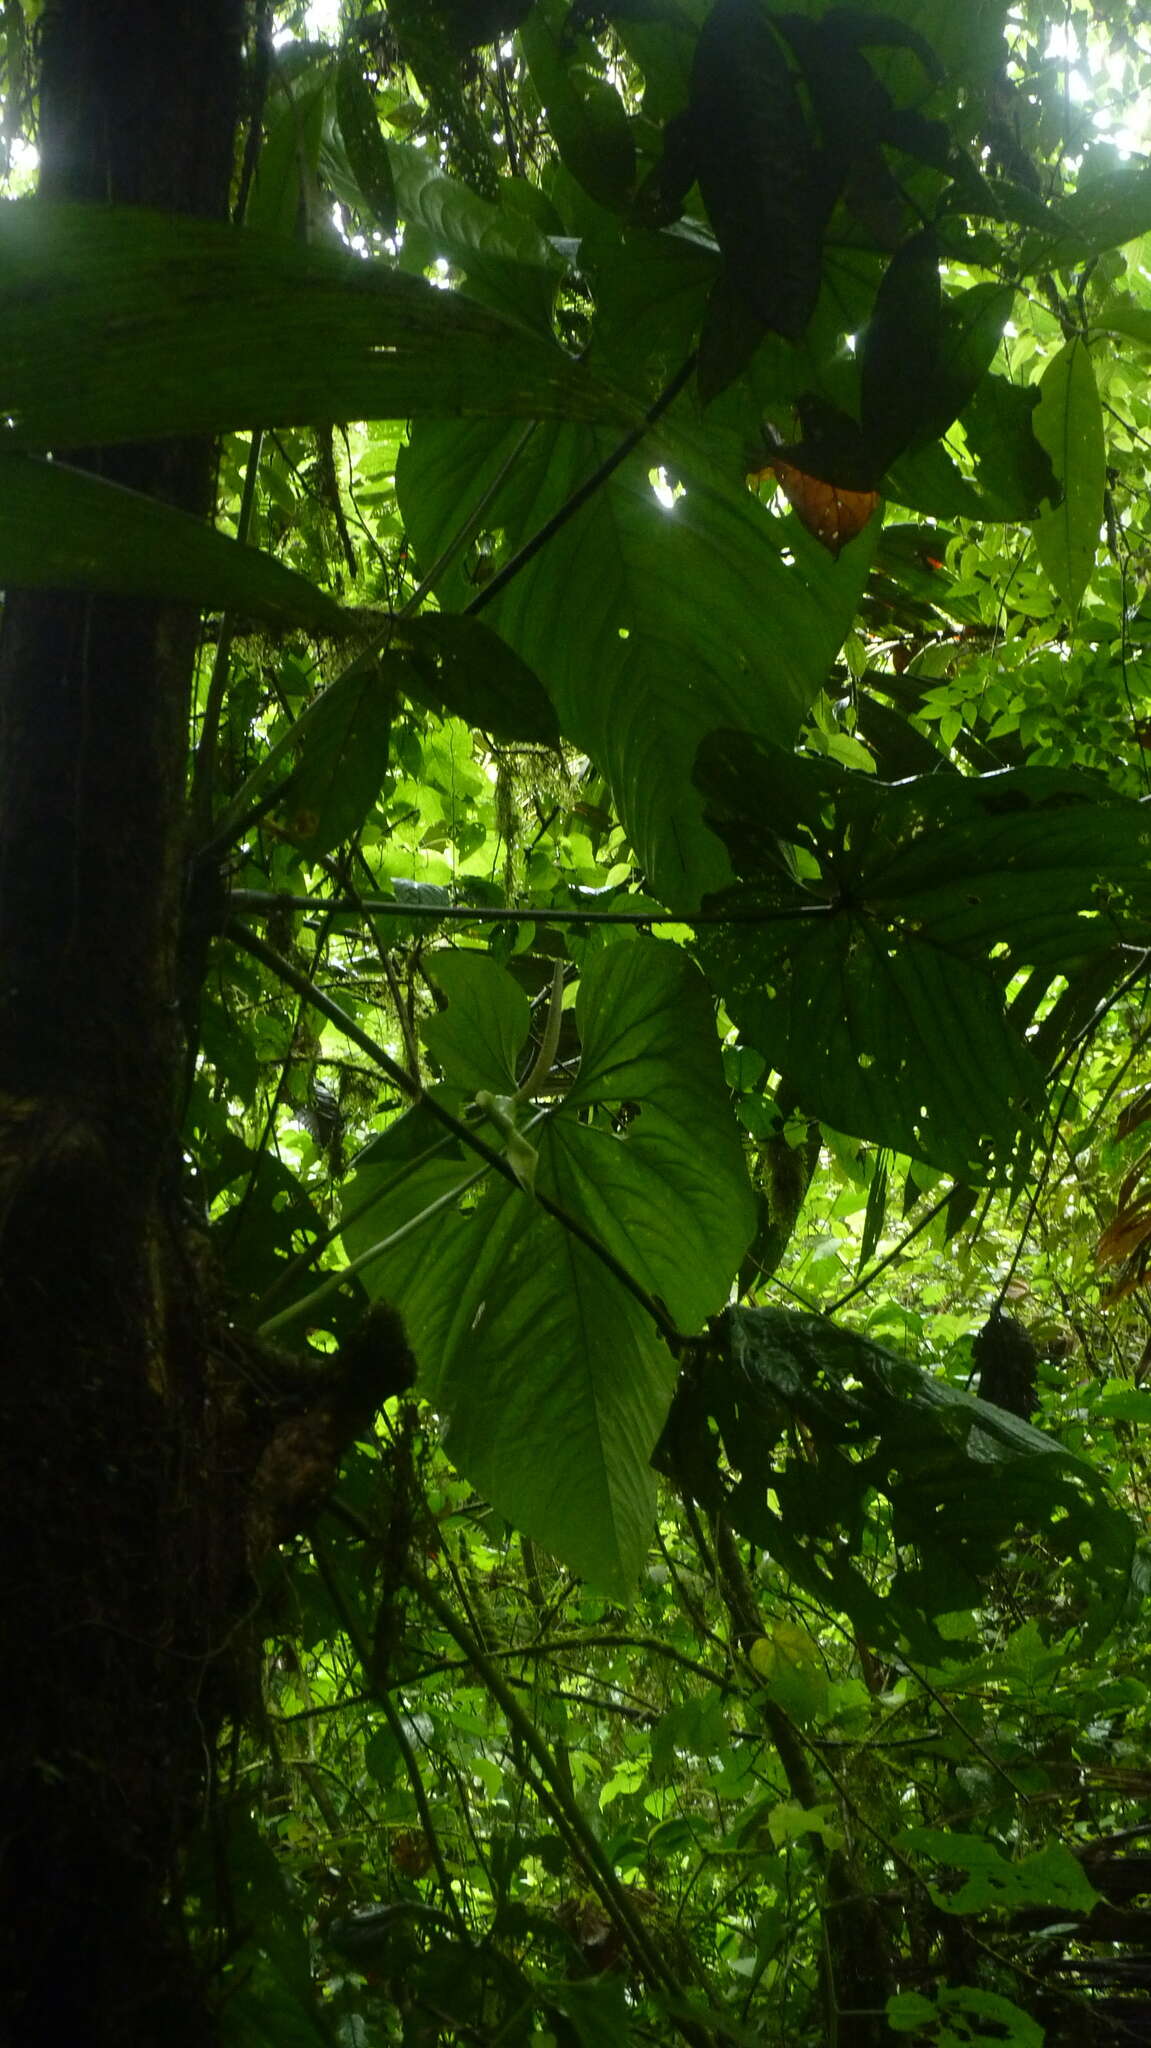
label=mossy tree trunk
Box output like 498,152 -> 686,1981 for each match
0,6 -> 244,2040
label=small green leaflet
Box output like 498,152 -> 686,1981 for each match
1030,336 -> 1105,619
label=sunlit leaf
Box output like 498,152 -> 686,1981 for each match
1030,336 -> 1105,618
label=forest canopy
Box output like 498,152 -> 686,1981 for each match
5,1 -> 1151,2043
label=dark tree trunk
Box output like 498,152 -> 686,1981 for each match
0,6 -> 244,2041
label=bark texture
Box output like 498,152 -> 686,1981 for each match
0,7 -> 244,2041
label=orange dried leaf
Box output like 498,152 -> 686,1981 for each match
1096,1182 -> 1151,1269
1117,1089 -> 1151,1140
765,458 -> 879,556
1101,1252 -> 1151,1307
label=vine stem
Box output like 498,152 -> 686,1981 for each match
252,1129 -> 458,1320
404,1561 -> 716,2047
191,425 -> 264,838
229,887 -> 830,928
310,1533 -> 469,1935
256,1166 -> 487,1339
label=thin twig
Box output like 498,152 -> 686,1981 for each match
405,1562 -> 715,2045
228,887 -> 830,928
311,1533 -> 469,1934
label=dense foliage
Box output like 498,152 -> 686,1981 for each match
6,0 -> 1151,2041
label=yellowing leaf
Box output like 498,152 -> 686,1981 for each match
748,1623 -> 830,1723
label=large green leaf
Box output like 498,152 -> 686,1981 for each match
247,76 -> 328,240
1030,337 -> 1105,618
0,203 -> 630,449
660,1306 -> 1135,1658
349,1165 -> 675,1595
694,735 -> 1151,1176
415,941 -> 754,1330
339,1123 -> 673,1594
396,415 -> 875,905
0,451 -> 345,627
341,943 -> 753,1587
544,943 -> 755,1331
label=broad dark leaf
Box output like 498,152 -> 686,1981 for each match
690,0 -> 826,340
0,203 -> 629,449
694,733 -> 1151,1175
659,1306 -> 1135,1658
860,230 -> 942,467
335,44 -> 397,238
389,613 -> 560,744
920,281 -> 1015,443
276,655 -> 394,856
520,4 -> 636,212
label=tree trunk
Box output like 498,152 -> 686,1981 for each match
0,6 -> 244,2041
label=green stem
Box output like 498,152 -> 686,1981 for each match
256,1166 -> 487,1339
